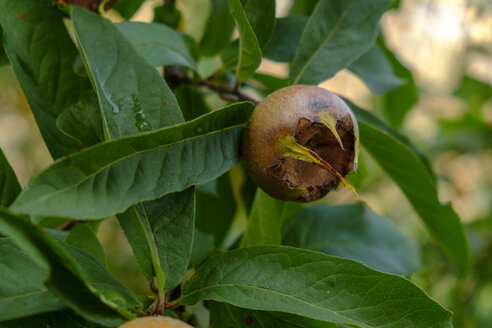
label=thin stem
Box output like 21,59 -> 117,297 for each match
56,219 -> 77,231
191,79 -> 259,104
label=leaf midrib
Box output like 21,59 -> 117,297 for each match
0,288 -> 52,302
183,282 -> 378,328
292,0 -> 355,84
14,123 -> 244,209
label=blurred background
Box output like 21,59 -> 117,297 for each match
1,0 -> 491,326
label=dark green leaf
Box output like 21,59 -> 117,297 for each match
188,230 -> 214,269
72,7 -> 184,139
0,209 -> 138,325
349,101 -> 434,178
0,0 -> 91,158
356,116 -> 469,273
263,16 -> 308,62
348,43 -> 404,94
196,173 -> 237,247
64,224 -> 106,267
209,302 -> 338,328
0,238 -> 65,322
116,22 -> 197,70
289,0 -> 319,16
113,0 -> 146,20
227,0 -> 262,82
182,246 -> 453,328
379,37 -> 418,126
282,203 -> 421,275
0,27 -> 8,67
0,149 -> 21,207
56,92 -> 104,148
199,0 -> 235,57
241,190 -> 285,247
175,85 -> 212,121
252,73 -> 290,94
243,0 -> 276,49
290,0 -> 392,85
153,3 -> 182,29
0,310 -> 105,328
11,102 -> 254,219
118,188 -> 195,291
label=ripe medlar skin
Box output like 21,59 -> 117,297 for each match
242,85 -> 359,202
57,0 -> 119,12
119,316 -> 193,328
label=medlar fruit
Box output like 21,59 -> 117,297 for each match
242,85 -> 359,202
119,316 -> 193,328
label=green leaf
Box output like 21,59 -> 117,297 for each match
209,302 -> 338,328
11,102 -> 254,219
356,117 -> 470,274
263,16 -> 308,62
188,230 -> 214,269
113,0 -> 146,20
241,190 -> 285,247
0,209 -> 139,326
195,173 -> 237,247
64,223 -> 106,267
0,149 -> 21,207
227,0 -> 262,82
56,92 -> 104,148
72,7 -> 184,139
243,0 -> 276,49
153,3 -> 183,29
241,190 -> 304,248
290,0 -> 392,85
181,246 -> 453,328
118,188 -> 195,292
379,37 -> 418,126
289,0 -> 319,16
0,27 -> 8,67
282,203 -> 421,275
349,101 -> 434,178
115,22 -> 198,71
175,85 -> 212,121
0,310 -> 105,328
252,73 -> 290,95
348,43 -> 404,94
199,0 -> 235,57
0,0 -> 91,158
0,238 -> 65,322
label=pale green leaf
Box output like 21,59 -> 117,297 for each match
227,0 -> 262,82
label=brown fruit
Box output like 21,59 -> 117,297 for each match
242,85 -> 359,202
118,316 -> 193,328
57,0 -> 119,12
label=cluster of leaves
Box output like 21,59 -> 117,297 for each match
0,0 -> 470,327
